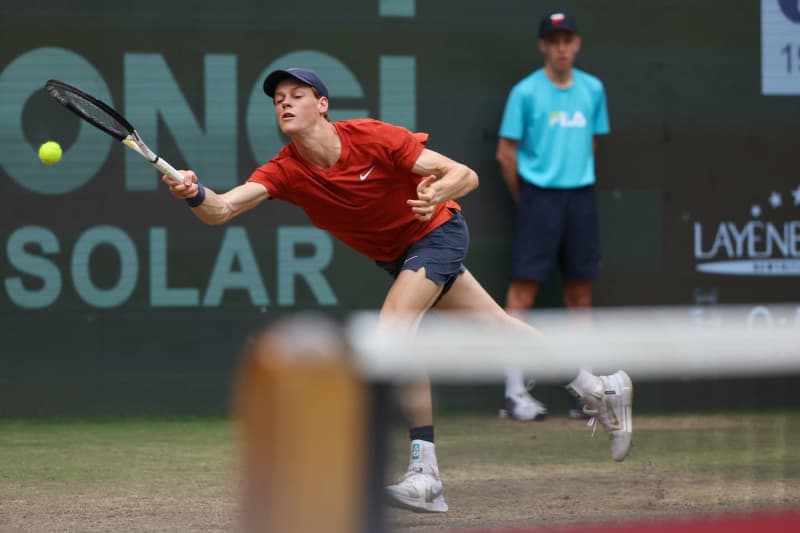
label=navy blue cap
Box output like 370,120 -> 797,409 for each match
263,68 -> 329,99
538,12 -> 578,38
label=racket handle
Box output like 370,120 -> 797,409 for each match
152,157 -> 185,183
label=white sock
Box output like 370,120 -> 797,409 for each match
504,367 -> 527,397
410,439 -> 438,467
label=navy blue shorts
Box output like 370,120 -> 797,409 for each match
376,209 -> 468,299
510,182 -> 600,282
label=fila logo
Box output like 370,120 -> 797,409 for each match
548,110 -> 587,128
360,165 -> 375,181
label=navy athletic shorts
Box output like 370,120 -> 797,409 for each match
510,182 -> 600,282
376,209 -> 468,299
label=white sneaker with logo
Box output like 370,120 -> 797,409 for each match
385,462 -> 448,513
568,369 -> 633,461
385,440 -> 448,513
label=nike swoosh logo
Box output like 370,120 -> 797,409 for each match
360,166 -> 375,181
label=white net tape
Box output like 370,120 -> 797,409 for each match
347,305 -> 800,382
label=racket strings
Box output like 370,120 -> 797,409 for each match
64,92 -> 129,139
45,82 -> 130,140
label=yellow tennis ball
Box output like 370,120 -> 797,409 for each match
38,141 -> 62,165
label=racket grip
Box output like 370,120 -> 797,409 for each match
152,158 -> 185,183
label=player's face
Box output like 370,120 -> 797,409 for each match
272,80 -> 328,135
539,31 -> 581,74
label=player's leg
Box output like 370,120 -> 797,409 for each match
379,212 -> 470,514
437,270 -> 633,461
433,272 -> 546,421
380,268 -> 449,513
435,270 -> 533,325
379,267 -> 442,429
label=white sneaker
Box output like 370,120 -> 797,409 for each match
499,391 -> 548,421
499,381 -> 548,421
385,462 -> 448,513
568,369 -> 633,461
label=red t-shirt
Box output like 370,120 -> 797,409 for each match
247,119 -> 460,261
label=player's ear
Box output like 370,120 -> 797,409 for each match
573,35 -> 582,53
318,96 -> 329,115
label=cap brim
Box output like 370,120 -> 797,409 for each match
263,70 -> 296,98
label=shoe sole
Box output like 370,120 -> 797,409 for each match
385,490 -> 448,513
608,370 -> 633,461
616,369 -> 633,432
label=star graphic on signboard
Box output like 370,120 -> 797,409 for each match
750,204 -> 762,218
768,191 -> 782,208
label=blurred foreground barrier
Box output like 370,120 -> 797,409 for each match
235,314 -> 383,533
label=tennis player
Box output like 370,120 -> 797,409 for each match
161,68 -> 633,513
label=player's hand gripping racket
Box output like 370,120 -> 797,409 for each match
44,79 -> 184,183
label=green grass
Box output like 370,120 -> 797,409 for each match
0,417 -> 235,498
388,412 -> 800,472
3,412 -> 799,494
1,412 -> 798,531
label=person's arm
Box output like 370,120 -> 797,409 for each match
496,137 -> 520,204
161,171 -> 269,225
407,148 -> 479,221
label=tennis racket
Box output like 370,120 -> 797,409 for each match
44,79 -> 184,182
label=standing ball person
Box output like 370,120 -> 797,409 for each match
496,11 -> 611,421
162,67 -> 631,513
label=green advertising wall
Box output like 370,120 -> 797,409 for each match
2,0 -> 799,415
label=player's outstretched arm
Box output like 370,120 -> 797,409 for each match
408,148 -> 479,220
161,170 -> 269,225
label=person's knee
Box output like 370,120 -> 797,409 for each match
506,282 -> 539,310
563,281 -> 592,308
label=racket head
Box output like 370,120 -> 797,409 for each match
44,79 -> 133,141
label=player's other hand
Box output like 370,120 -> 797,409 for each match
162,170 -> 200,200
408,175 -> 440,221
